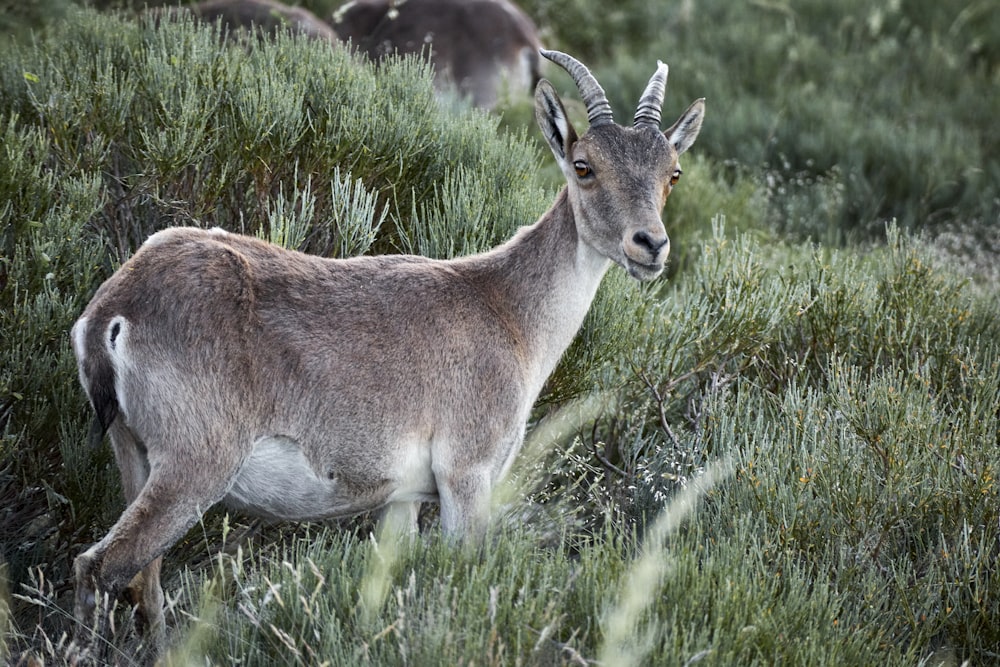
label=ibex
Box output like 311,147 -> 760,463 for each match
331,0 -> 542,108
174,0 -> 340,43
68,50 -> 704,661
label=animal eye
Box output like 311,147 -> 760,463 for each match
573,161 -> 591,178
670,169 -> 682,186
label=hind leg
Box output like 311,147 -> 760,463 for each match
98,421 -> 167,649
72,427 -> 241,662
125,556 -> 164,647
104,422 -> 167,646
72,474 -> 215,661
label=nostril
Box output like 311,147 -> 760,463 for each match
632,231 -> 668,254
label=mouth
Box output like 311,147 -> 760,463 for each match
620,232 -> 669,281
625,259 -> 665,281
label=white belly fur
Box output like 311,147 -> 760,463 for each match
225,435 -> 340,520
224,435 -> 439,520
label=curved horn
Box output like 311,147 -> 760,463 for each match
540,49 -> 614,127
634,61 -> 669,128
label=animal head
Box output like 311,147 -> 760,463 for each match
534,50 -> 705,280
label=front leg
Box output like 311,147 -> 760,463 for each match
434,466 -> 493,540
379,500 -> 421,537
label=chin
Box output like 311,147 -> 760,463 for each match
625,261 -> 665,281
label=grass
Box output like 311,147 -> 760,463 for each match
1,2 -> 998,665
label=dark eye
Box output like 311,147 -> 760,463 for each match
670,168 -> 682,186
574,161 -> 591,178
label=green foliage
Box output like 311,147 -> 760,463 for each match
0,0 -> 75,38
518,0 -> 666,62
672,0 -> 999,237
3,8 -> 544,260
194,529 -> 614,665
590,222 -> 1000,661
0,109 -> 120,583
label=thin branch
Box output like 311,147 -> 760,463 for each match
590,439 -> 629,478
634,367 -> 682,448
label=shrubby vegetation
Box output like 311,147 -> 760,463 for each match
1,2 -> 997,665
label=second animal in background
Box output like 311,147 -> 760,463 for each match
330,0 -> 543,108
175,0 -> 543,109
181,0 -> 341,43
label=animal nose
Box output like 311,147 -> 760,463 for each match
632,230 -> 669,256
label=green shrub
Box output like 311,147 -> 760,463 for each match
589,222 -> 1000,661
662,0 -> 999,237
0,0 -> 75,37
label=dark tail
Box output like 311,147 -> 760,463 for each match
82,327 -> 120,447
87,414 -> 109,448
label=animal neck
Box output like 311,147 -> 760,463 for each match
466,188 -> 612,392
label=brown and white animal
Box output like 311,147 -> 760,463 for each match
68,50 -> 704,661
331,0 -> 542,108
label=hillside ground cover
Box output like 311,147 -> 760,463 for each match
1,2 -> 998,665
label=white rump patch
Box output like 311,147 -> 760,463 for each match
515,46 -> 535,91
71,316 -> 90,393
71,317 -> 88,364
105,315 -> 128,352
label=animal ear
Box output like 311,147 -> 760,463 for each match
534,79 -> 578,165
664,98 -> 705,156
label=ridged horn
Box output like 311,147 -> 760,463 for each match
634,61 -> 669,128
540,49 -> 614,127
